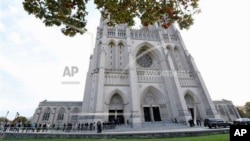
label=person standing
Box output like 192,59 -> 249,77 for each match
97,121 -> 102,133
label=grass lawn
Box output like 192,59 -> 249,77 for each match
1,134 -> 229,141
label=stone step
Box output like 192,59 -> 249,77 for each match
104,122 -> 190,132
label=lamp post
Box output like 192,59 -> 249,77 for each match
5,111 -> 9,122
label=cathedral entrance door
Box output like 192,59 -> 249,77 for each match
109,110 -> 115,123
143,107 -> 151,122
117,110 -> 124,124
189,108 -> 194,120
153,107 -> 161,121
185,94 -> 196,121
108,109 -> 124,124
109,94 -> 125,124
143,106 -> 161,122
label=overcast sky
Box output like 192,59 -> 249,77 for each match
1,0 -> 250,120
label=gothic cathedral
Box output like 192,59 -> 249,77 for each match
32,19 -> 240,128
80,19 -> 220,127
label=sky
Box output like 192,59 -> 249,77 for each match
0,0 -> 250,120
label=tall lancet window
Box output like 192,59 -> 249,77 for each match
57,108 -> 65,120
109,42 -> 115,69
118,42 -> 124,69
173,47 -> 182,70
42,108 -> 51,121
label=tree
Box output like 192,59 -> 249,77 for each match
22,0 -> 200,37
12,116 -> 28,124
236,107 -> 246,118
0,117 -> 9,123
244,102 -> 250,118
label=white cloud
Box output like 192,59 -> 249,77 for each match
180,0 -> 250,106
0,22 -> 5,32
8,32 -> 23,44
0,0 -> 94,119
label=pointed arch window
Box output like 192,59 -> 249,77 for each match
109,42 -> 115,54
118,43 -> 123,54
109,42 -> 115,48
57,108 -> 65,120
118,42 -> 124,68
42,108 -> 51,121
118,42 -> 123,48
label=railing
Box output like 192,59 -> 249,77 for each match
101,27 -> 160,41
107,28 -> 126,38
130,29 -> 160,41
163,34 -> 179,43
117,29 -> 126,38
178,76 -> 197,87
107,28 -> 116,37
137,70 -> 163,83
105,72 -> 129,85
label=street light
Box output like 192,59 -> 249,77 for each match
5,111 -> 9,122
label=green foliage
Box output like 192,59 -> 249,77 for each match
23,0 -> 88,37
0,117 -> 9,123
23,0 -> 201,37
244,102 -> 250,118
237,107 -> 246,118
12,116 -> 28,124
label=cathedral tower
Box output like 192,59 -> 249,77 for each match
80,19 -> 220,127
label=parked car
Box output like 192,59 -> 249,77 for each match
233,118 -> 250,125
207,118 -> 230,129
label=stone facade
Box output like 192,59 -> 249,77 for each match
31,100 -> 82,126
213,99 -> 240,122
31,19 -> 238,127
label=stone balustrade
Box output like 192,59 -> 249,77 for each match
178,76 -> 197,87
107,28 -> 126,38
130,29 -> 160,41
163,34 -> 179,43
100,27 -> 161,41
137,70 -> 163,83
105,72 -> 129,85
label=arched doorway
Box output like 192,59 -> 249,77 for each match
142,92 -> 162,122
185,94 -> 195,120
109,94 -> 124,124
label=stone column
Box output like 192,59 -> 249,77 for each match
95,47 -> 106,122
51,109 -> 57,125
128,51 -> 142,128
36,109 -> 42,124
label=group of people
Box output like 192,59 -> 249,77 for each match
188,118 -> 202,127
1,120 -> 121,133
2,122 -> 50,132
61,120 -> 123,133
173,117 -> 203,127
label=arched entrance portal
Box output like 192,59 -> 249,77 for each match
142,92 -> 162,122
109,94 -> 124,124
185,94 -> 195,120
